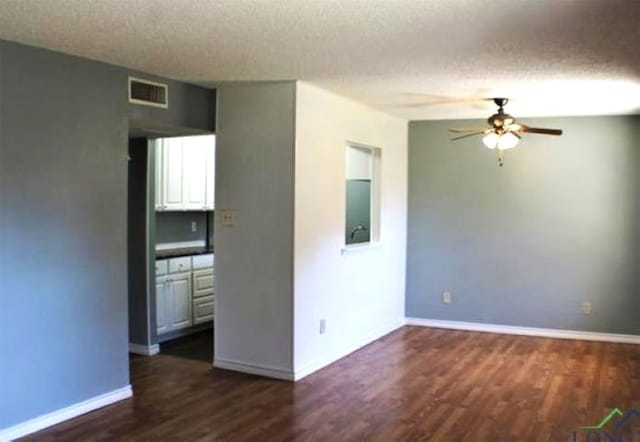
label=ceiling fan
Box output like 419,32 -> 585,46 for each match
449,98 -> 563,167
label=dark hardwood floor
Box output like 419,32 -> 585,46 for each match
23,326 -> 639,441
159,329 -> 214,362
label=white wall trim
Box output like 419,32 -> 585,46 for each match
293,317 -> 405,381
213,358 -> 295,381
340,241 -> 383,255
0,385 -> 133,441
155,240 -> 206,251
406,318 -> 640,345
128,343 -> 160,356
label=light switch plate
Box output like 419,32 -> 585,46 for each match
221,209 -> 236,227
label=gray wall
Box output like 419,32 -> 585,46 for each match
215,82 -> 295,372
146,145 -> 158,345
406,116 -> 640,334
0,40 -> 129,428
0,39 -> 217,430
128,72 -> 216,135
128,138 -> 150,346
156,211 -> 210,244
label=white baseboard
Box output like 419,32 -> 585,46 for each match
213,318 -> 405,382
213,358 -> 294,381
405,318 -> 640,344
293,317 -> 406,381
0,385 -> 133,441
128,343 -> 160,356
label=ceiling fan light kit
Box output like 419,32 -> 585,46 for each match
449,98 -> 563,167
482,131 -> 519,150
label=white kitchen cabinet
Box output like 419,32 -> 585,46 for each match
156,255 -> 214,336
168,256 -> 191,273
192,267 -> 214,323
183,136 -> 208,210
162,137 -> 186,211
155,135 -> 215,211
156,270 -> 193,335
192,253 -> 214,270
193,268 -> 214,295
193,295 -> 215,325
205,136 -> 215,210
156,275 -> 169,335
168,272 -> 192,330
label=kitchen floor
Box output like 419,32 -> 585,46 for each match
160,329 -> 213,362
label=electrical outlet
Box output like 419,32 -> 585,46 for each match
319,319 -> 326,334
221,209 -> 236,227
582,301 -> 593,316
442,291 -> 452,304
191,221 -> 197,233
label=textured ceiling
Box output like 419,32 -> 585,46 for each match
1,0 -> 639,120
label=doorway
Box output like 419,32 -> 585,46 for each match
127,128 -> 216,365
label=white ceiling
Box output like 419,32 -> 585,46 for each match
1,0 -> 639,120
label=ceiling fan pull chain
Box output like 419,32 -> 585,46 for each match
498,149 -> 504,167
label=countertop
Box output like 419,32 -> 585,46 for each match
155,247 -> 214,259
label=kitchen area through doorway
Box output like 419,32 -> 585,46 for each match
128,130 -> 216,363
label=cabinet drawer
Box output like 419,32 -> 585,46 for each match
192,253 -> 214,270
193,269 -> 214,295
168,256 -> 192,273
155,260 -> 168,276
193,295 -> 214,324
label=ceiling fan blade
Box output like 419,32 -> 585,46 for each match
521,126 -> 563,136
449,127 -> 487,133
451,131 -> 486,141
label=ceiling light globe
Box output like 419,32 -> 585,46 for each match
482,132 -> 499,149
498,132 -> 519,150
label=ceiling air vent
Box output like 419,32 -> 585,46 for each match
129,77 -> 168,108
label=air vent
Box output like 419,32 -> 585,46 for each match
129,77 -> 168,108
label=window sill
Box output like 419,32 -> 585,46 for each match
341,242 -> 382,255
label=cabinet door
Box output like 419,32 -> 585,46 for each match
156,276 -> 169,335
192,268 -> 214,297
183,136 -> 208,210
162,137 -> 185,210
169,272 -> 192,330
193,295 -> 214,324
205,136 -> 215,210
153,139 -> 164,210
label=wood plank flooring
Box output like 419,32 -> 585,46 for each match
23,326 -> 640,441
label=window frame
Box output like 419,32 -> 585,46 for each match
343,142 -> 382,252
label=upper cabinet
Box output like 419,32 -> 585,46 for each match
154,135 -> 215,211
162,137 -> 187,210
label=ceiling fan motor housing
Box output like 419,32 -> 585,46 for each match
487,98 -> 514,133
488,112 -> 515,133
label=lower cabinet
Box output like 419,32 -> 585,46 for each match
156,276 -> 169,335
192,268 -> 215,324
169,272 -> 193,330
193,295 -> 215,324
156,271 -> 193,335
156,254 -> 214,336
